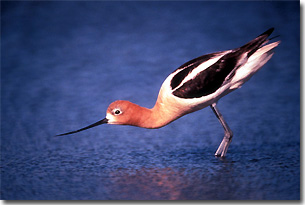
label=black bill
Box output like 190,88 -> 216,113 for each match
56,118 -> 108,136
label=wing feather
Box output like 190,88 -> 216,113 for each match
172,28 -> 275,99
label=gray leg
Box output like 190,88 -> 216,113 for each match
210,102 -> 233,157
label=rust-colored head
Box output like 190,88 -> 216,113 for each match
106,100 -> 150,126
56,100 -> 153,136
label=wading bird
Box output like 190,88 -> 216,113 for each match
57,28 -> 280,157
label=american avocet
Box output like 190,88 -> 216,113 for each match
57,28 -> 280,157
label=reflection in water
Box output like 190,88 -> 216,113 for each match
106,149 -> 299,200
110,168 -> 183,200
109,165 -> 237,200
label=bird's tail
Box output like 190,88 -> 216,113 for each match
228,30 -> 280,90
238,28 -> 277,57
245,40 -> 280,70
246,28 -> 281,65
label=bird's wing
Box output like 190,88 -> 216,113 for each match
172,28 -> 275,99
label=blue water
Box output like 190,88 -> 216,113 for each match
1,1 -> 300,200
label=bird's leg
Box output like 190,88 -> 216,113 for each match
210,102 -> 233,157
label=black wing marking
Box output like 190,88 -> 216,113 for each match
172,51 -> 239,98
172,28 -> 275,99
170,51 -> 225,90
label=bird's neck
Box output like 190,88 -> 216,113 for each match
129,100 -> 179,129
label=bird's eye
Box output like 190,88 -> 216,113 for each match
114,109 -> 121,115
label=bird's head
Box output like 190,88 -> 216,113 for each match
105,100 -> 143,125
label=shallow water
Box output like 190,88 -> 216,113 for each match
1,1 -> 300,200
1,142 -> 300,200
